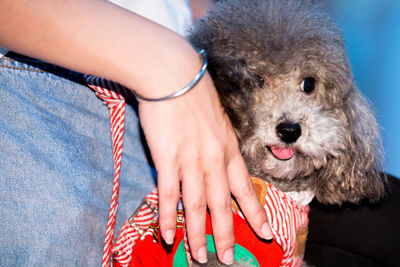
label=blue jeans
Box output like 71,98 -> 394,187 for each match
0,52 -> 156,266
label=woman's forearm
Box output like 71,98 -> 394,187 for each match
0,0 -> 200,97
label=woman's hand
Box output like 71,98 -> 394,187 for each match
138,71 -> 273,264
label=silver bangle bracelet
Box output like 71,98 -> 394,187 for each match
133,49 -> 208,102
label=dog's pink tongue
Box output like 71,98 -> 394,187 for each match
270,146 -> 295,160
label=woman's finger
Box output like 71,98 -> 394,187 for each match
204,160 -> 235,265
227,152 -> 273,240
181,162 -> 208,264
157,169 -> 180,245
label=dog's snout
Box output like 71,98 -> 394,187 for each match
276,122 -> 301,143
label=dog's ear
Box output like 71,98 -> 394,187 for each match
314,87 -> 386,205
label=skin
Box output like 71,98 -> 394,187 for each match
0,0 -> 272,264
190,0 -> 214,20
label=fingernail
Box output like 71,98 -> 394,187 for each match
164,229 -> 175,245
261,222 -> 273,240
197,245 -> 207,264
223,248 -> 234,265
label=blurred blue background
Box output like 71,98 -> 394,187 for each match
324,0 -> 400,178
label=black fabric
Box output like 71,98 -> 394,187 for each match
304,174 -> 400,266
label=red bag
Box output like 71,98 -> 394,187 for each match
112,177 -> 309,267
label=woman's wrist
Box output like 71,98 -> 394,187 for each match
131,49 -> 207,102
119,36 -> 204,101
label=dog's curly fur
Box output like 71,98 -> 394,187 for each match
190,0 -> 386,208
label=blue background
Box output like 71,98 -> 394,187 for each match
324,0 -> 400,178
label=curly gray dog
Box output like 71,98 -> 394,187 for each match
189,0 -> 386,265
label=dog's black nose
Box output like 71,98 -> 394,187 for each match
276,122 -> 301,143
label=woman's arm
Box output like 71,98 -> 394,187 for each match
0,0 -> 272,264
0,0 -> 196,97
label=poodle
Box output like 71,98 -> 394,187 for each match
188,0 -> 387,265
190,0 -> 385,205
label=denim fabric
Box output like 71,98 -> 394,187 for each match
0,53 -> 156,266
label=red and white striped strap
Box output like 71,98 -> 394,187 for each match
85,75 -> 129,267
263,183 -> 310,266
112,189 -> 159,265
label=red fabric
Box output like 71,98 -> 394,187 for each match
113,215 -> 185,266
113,177 -> 309,267
114,201 -> 284,267
206,211 -> 284,266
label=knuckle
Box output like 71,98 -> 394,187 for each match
187,231 -> 206,246
235,180 -> 256,201
159,209 -> 177,229
213,231 -> 235,251
159,188 -> 179,203
182,153 -> 201,167
210,196 -> 231,214
177,143 -> 198,161
206,145 -> 225,164
187,197 -> 207,213
159,216 -> 176,229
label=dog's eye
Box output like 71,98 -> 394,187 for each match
254,75 -> 265,88
300,77 -> 315,93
